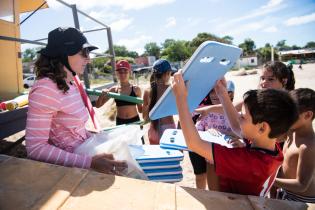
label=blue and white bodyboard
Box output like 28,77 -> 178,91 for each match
129,145 -> 184,164
160,129 -> 233,151
138,161 -> 181,170
149,41 -> 242,120
143,167 -> 182,176
148,174 -> 183,183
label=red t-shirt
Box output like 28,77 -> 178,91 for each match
213,143 -> 283,196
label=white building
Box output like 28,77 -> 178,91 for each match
238,55 -> 258,67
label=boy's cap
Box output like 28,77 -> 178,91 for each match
153,59 -> 173,73
227,80 -> 235,92
116,60 -> 131,71
39,27 -> 98,57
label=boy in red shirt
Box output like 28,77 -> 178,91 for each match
171,72 -> 298,196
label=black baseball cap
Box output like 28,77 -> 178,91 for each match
39,27 -> 98,57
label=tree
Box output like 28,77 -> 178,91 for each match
222,35 -> 233,44
190,33 -> 220,51
276,40 -> 291,51
127,51 -> 139,58
189,33 -> 233,52
110,45 -> 129,57
291,45 -> 301,50
238,38 -> 256,56
22,48 -> 37,62
304,41 -> 315,49
144,42 -> 161,58
161,39 -> 176,49
257,43 -> 272,63
161,40 -> 191,62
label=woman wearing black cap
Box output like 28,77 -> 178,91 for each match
143,59 -> 176,144
25,27 -> 127,175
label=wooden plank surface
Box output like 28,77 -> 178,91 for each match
0,156 -> 312,210
176,186 -> 254,210
0,157 -> 88,210
60,171 -> 176,210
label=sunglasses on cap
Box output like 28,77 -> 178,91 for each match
80,48 -> 90,58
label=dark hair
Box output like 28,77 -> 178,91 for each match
35,55 -> 69,93
290,88 -> 315,119
149,72 -> 165,129
263,61 -> 295,91
243,89 -> 298,138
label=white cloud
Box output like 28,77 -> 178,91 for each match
263,26 -> 278,33
224,21 -> 265,36
213,0 -> 285,36
165,17 -> 177,28
231,0 -> 284,23
261,0 -> 283,9
110,18 -> 133,32
47,0 -> 175,11
284,12 -> 315,26
117,35 -> 152,53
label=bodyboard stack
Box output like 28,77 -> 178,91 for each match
130,145 -> 184,183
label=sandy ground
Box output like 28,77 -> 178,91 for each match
3,63 -> 315,189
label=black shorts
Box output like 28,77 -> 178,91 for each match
116,115 -> 140,126
189,151 -> 207,175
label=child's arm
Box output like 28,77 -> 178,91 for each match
195,101 -> 243,117
275,142 -> 315,193
171,72 -> 213,162
214,80 -> 242,138
142,89 -> 150,122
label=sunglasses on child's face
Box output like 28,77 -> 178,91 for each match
116,69 -> 129,74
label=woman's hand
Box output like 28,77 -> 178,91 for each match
91,153 -> 128,175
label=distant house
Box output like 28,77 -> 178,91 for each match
279,48 -> 315,63
135,56 -> 156,66
238,55 -> 258,67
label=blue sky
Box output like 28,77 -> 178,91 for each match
20,0 -> 315,54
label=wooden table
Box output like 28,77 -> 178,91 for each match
0,155 -> 313,210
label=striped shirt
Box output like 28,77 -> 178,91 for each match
25,78 -> 92,169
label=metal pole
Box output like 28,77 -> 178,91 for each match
107,27 -> 117,82
271,45 -> 274,62
71,4 -> 90,89
0,36 -> 46,46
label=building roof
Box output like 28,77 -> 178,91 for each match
279,48 -> 315,56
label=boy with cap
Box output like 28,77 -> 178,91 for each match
171,72 -> 298,196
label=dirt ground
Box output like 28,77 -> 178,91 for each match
2,63 -> 315,189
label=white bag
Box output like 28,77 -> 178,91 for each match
74,125 -> 148,180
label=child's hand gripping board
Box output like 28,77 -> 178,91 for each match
129,145 -> 184,164
149,41 -> 242,120
160,129 -> 233,151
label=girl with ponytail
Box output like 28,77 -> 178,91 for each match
143,59 -> 176,144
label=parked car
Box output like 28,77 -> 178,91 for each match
23,75 -> 36,89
